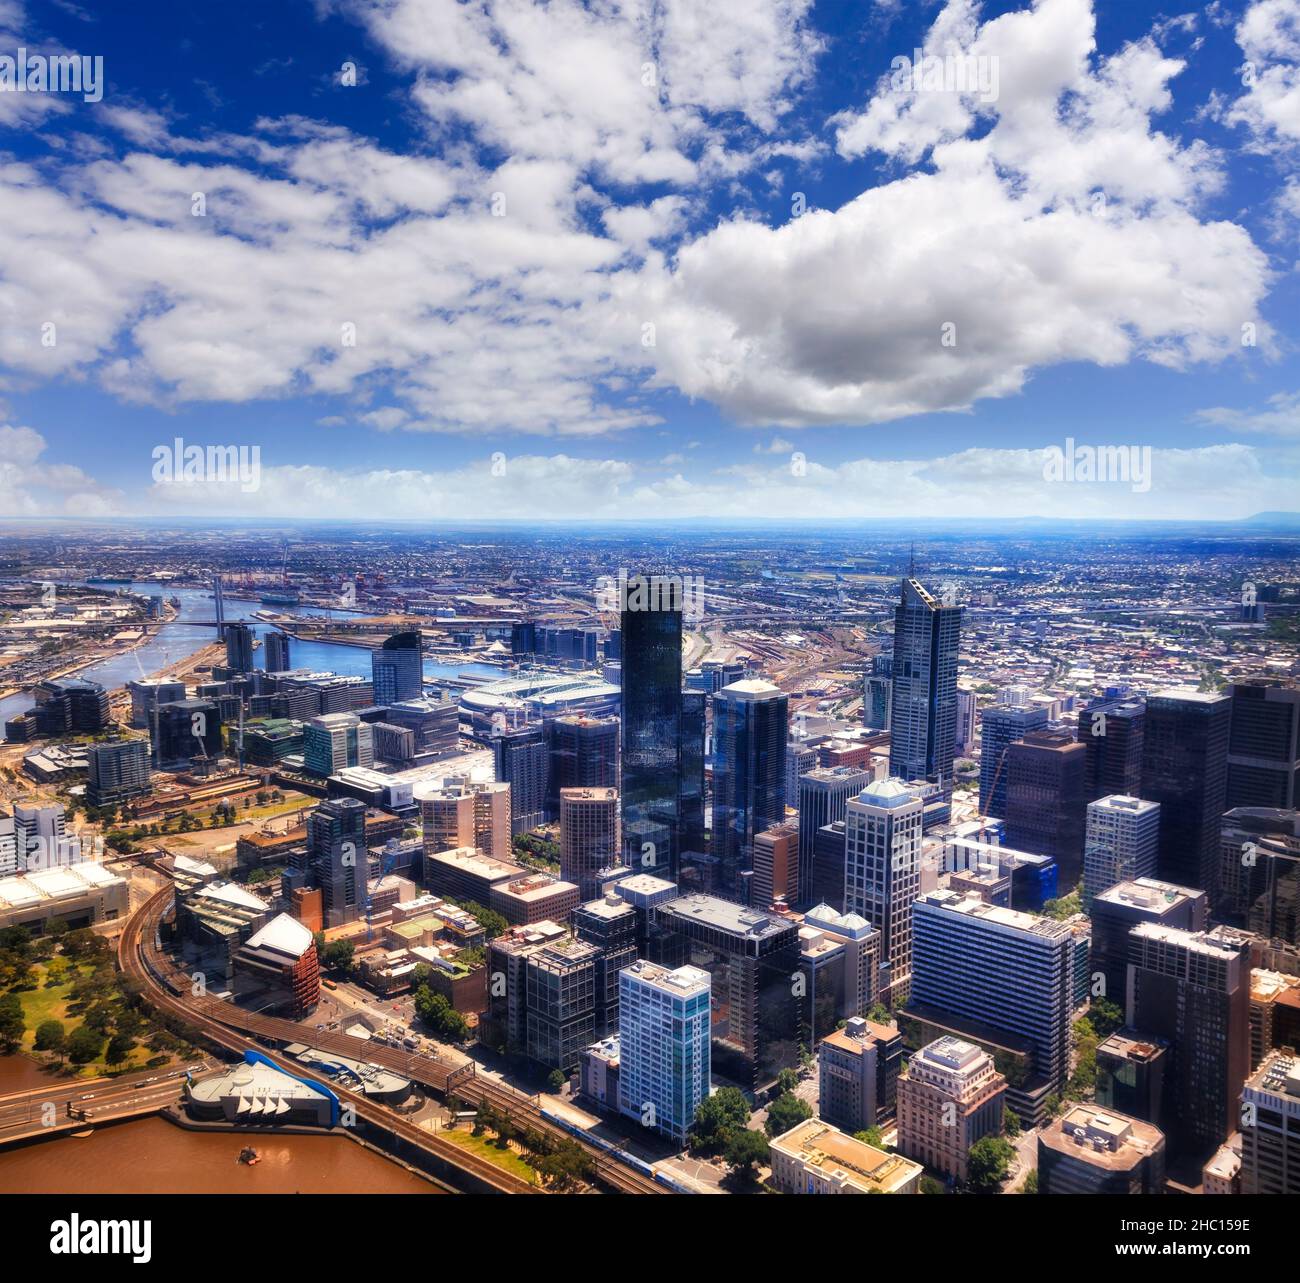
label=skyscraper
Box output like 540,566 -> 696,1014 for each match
305,797 -> 368,928
909,889 -> 1075,1124
86,739 -> 151,808
712,678 -> 788,902
1127,922 -> 1250,1158
546,714 -> 619,814
617,960 -> 711,1145
1082,794 -> 1160,911
751,821 -> 799,909
797,766 -> 870,910
560,787 -> 621,901
844,779 -> 923,1003
888,577 -> 961,796
1004,728 -> 1088,889
1077,692 -> 1146,802
263,630 -> 291,673
491,724 -> 548,835
371,631 -> 423,705
619,573 -> 683,881
1240,1050 -> 1300,1195
1218,806 -> 1300,942
678,689 -> 707,859
303,712 -> 373,777
1226,681 -> 1300,810
1141,688 -> 1232,901
224,622 -> 255,674
979,703 -> 1047,818
865,653 -> 893,732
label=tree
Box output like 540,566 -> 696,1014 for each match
319,940 -> 355,974
547,1068 -> 567,1094
1020,1169 -> 1039,1194
919,1175 -> 945,1195
689,1086 -> 751,1154
865,1002 -> 892,1024
0,993 -> 24,1051
724,1128 -> 769,1183
854,1126 -> 886,1150
764,1091 -> 813,1138
1089,996 -> 1123,1039
967,1135 -> 1015,1193
106,1032 -> 135,1068
67,1025 -> 105,1065
1004,1108 -> 1021,1138
457,900 -> 508,941
34,1019 -> 66,1061
775,1068 -> 800,1096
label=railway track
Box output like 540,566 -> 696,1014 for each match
120,886 -> 667,1194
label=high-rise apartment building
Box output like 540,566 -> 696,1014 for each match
1141,688 -> 1232,902
888,577 -> 961,797
864,654 -> 892,732
491,724 -> 548,835
797,766 -> 870,911
419,780 -> 511,863
304,797 -> 368,928
955,689 -> 976,756
1083,794 -> 1160,911
1127,922 -> 1250,1158
897,1036 -> 1007,1183
86,739 -> 151,808
560,787 -> 621,902
224,622 -> 255,673
844,779 -> 923,1002
371,631 -> 423,705
979,703 -> 1047,818
1226,681 -> 1300,810
1004,728 -> 1087,888
617,960 -> 711,1145
546,714 -> 619,813
712,678 -> 788,902
263,630 -> 291,673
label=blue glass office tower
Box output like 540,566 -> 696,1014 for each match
979,704 -> 1048,818
371,631 -> 423,705
889,578 -> 962,797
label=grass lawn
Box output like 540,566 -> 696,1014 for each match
440,1127 -> 538,1185
14,962 -> 163,1078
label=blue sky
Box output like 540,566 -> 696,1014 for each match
1,0 -> 1299,521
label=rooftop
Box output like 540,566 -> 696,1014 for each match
770,1119 -> 922,1194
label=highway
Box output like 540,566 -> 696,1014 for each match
119,886 -> 667,1194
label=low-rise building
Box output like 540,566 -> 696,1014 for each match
769,1118 -> 923,1194
1037,1106 -> 1166,1195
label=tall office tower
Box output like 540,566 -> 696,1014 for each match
797,766 -> 870,909
817,1016 -> 903,1133
306,797 -> 368,927
303,712 -> 373,777
127,678 -> 187,730
1240,1050 -> 1300,1195
153,698 -> 222,769
524,935 -> 602,1070
712,679 -> 788,902
1004,728 -> 1088,889
909,889 -> 1075,1124
954,690 -> 976,757
786,740 -> 818,807
1141,687 -> 1232,902
560,787 -> 621,901
12,800 -> 69,871
263,630 -> 291,673
224,622 -> 255,674
86,739 -> 151,808
1077,692 -> 1146,802
1127,922 -> 1250,1158
1083,795 -> 1161,911
1037,1107 -> 1166,1195
573,893 -> 638,1036
547,714 -> 619,814
420,781 -> 511,863
491,725 -> 548,835
979,704 -> 1048,818
605,628 -> 621,660
619,574 -> 683,881
813,820 -> 848,912
1227,681 -> 1300,809
897,1037 -> 1007,1184
679,690 -> 707,858
212,573 -> 224,639
844,779 -> 923,1003
617,960 -> 711,1145
652,894 -> 801,1089
888,577 -> 961,796
1219,807 -> 1300,941
1090,877 -> 1208,1014
371,631 -> 423,705
751,821 -> 799,910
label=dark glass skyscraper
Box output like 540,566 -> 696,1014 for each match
1140,688 -> 1232,901
224,622 -> 255,674
371,631 -> 423,704
1226,681 -> 1300,810
619,574 -> 684,881
888,577 -> 961,796
679,690 -> 707,859
712,679 -> 788,902
979,703 -> 1047,818
1077,691 -> 1146,802
264,630 -> 291,673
